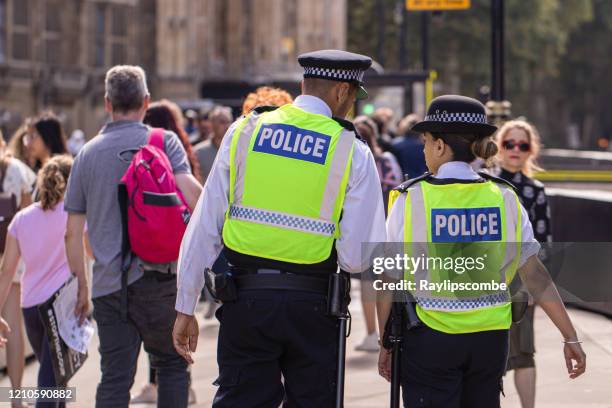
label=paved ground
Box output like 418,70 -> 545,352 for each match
2,281 -> 612,407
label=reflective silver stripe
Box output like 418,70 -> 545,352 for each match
499,185 -> 519,284
319,129 -> 355,221
233,114 -> 262,205
228,204 -> 335,237
415,291 -> 510,312
409,184 -> 430,298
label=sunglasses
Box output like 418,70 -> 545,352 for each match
502,140 -> 530,152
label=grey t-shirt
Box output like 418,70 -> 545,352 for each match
64,120 -> 190,298
193,139 -> 218,184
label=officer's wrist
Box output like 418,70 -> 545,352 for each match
377,338 -> 392,353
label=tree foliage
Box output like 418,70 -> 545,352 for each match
347,0 -> 610,147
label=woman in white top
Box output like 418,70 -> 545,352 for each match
0,132 -> 36,408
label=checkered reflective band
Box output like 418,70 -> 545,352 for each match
303,66 -> 365,83
415,291 -> 510,312
228,204 -> 336,236
424,112 -> 487,124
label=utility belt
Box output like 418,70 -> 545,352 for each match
205,266 -> 351,318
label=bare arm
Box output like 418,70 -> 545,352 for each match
20,192 -> 32,209
518,254 -> 586,378
519,255 -> 576,339
176,173 -> 202,212
0,234 -> 21,344
83,231 -> 93,260
0,235 -> 21,311
65,213 -> 90,324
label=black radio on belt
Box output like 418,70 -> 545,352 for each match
204,267 -> 237,303
326,271 -> 351,317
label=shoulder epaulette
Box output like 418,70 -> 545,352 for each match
393,172 -> 432,193
253,105 -> 279,114
332,116 -> 355,131
478,171 -> 518,192
332,116 -> 366,143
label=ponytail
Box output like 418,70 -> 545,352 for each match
38,155 -> 73,210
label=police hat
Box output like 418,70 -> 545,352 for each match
298,49 -> 372,100
412,95 -> 498,136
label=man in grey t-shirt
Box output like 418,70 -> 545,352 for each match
64,65 -> 201,408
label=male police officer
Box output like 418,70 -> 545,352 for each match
172,50 -> 386,407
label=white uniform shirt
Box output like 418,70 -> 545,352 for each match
176,95 -> 387,315
386,161 -> 540,267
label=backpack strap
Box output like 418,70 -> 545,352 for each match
0,157 -> 8,193
148,128 -> 166,152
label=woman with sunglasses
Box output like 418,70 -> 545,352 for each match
494,119 -> 550,408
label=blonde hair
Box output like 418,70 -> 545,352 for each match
7,123 -> 31,165
242,86 -> 294,115
495,120 -> 543,176
38,155 -> 73,211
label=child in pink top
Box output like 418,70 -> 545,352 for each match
0,155 -> 81,408
6,200 -> 71,307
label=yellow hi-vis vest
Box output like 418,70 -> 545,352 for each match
222,104 -> 355,264
389,174 -> 522,334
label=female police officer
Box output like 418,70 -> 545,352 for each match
376,95 -> 586,408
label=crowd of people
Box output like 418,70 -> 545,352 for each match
0,61 -> 559,408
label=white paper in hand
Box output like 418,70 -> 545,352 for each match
52,278 -> 95,354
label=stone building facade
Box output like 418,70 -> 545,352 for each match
0,0 -> 346,138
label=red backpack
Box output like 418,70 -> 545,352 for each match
120,128 -> 190,264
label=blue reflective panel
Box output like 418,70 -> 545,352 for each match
431,207 -> 502,242
252,123 -> 331,165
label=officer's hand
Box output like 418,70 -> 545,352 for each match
173,312 -> 199,364
0,317 -> 10,347
564,342 -> 586,379
378,347 -> 392,382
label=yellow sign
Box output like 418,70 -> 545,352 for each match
406,0 -> 470,11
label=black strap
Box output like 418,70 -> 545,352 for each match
0,158 -> 8,193
235,274 -> 328,294
477,171 -> 519,193
393,172 -> 432,193
143,192 -> 182,207
117,183 -> 131,322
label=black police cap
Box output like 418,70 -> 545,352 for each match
412,95 -> 498,136
298,49 -> 372,99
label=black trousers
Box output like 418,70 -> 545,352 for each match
92,273 -> 189,408
212,289 -> 339,408
400,325 -> 509,408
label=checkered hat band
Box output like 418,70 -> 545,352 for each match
424,112 -> 487,124
303,66 -> 364,82
228,204 -> 336,237
415,291 -> 510,312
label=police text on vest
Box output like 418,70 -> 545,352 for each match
431,207 -> 502,242
253,123 -> 331,165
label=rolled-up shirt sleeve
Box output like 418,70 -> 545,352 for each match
336,141 -> 387,273
175,122 -> 238,315
519,203 -> 541,267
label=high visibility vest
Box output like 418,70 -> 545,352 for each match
391,175 -> 522,334
222,104 -> 355,264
